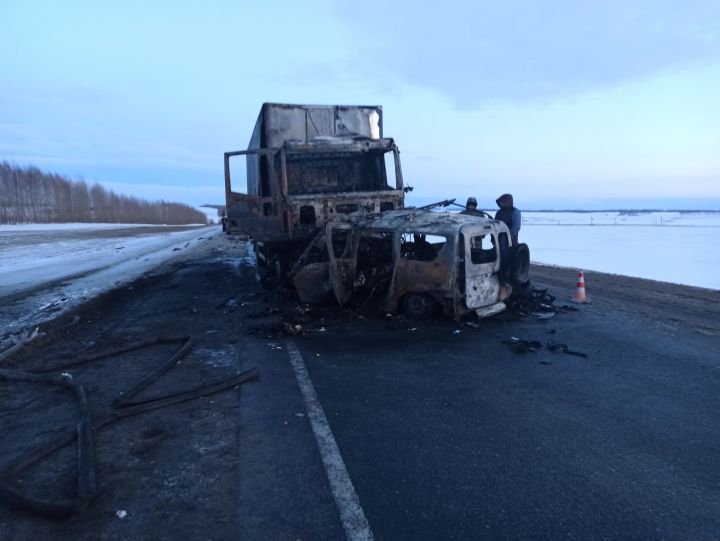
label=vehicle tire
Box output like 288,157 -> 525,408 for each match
511,243 -> 530,285
403,293 -> 436,320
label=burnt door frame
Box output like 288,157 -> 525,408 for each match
462,227 -> 502,309
326,222 -> 358,306
224,148 -> 287,239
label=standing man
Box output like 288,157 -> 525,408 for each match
460,197 -> 483,216
495,193 -> 521,244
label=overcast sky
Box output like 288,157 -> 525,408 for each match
1,0 -> 719,209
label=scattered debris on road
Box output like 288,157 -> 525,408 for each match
502,337 -> 543,354
502,336 -> 590,358
547,340 -> 590,358
0,327 -> 45,363
0,334 -> 259,520
504,283 -> 578,317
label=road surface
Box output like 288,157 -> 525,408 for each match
1,236 -> 718,540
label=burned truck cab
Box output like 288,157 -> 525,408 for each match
277,137 -> 402,229
224,103 -> 405,279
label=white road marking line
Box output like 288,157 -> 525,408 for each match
285,339 -> 374,541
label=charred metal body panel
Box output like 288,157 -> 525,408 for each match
292,210 -> 521,319
261,103 -> 382,147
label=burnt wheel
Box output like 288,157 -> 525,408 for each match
511,243 -> 530,285
403,293 -> 436,320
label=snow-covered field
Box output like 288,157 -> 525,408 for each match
522,211 -> 720,227
0,224 -> 220,332
0,223 -> 183,232
520,212 -> 720,290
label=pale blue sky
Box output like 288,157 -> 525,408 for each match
1,0 -> 719,209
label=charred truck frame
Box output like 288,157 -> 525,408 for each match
224,103 -> 405,281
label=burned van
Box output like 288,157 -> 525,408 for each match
290,209 -> 530,319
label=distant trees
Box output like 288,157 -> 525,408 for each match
0,162 -> 207,225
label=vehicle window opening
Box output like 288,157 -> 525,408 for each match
457,233 -> 466,293
336,203 -> 359,214
262,202 -> 273,217
358,231 -> 394,267
299,205 -> 316,226
228,155 -> 249,195
470,234 -> 497,264
355,231 -> 394,290
383,151 -> 396,189
259,154 -> 270,196
331,229 -> 352,258
380,201 -> 394,212
285,150 -> 390,195
400,233 -> 446,262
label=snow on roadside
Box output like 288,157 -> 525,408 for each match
522,216 -> 719,290
0,223 -> 192,232
461,210 -> 718,289
0,225 -> 221,333
522,211 -> 720,227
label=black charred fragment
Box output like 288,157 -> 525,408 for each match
547,341 -> 590,358
503,338 -> 543,354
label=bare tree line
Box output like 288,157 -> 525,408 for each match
0,162 -> 207,225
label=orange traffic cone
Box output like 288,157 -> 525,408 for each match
571,270 -> 588,303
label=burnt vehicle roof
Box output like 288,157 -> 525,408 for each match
348,209 -> 505,236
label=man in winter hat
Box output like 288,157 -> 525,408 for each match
460,197 -> 482,216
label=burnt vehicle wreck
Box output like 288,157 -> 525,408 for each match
224,103 -> 530,320
224,103 -> 406,282
289,208 -> 530,319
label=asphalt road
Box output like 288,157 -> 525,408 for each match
292,303 -> 720,539
1,236 -> 718,540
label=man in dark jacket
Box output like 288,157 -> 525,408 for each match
495,193 -> 521,244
